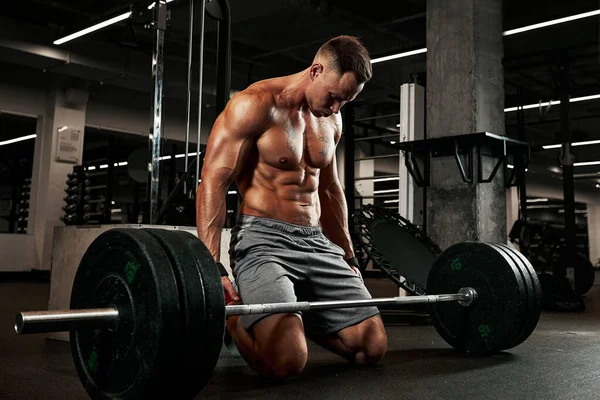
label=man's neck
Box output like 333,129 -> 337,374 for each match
280,68 -> 310,111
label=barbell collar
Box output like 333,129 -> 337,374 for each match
14,307 -> 119,335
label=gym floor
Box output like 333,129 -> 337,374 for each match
1,274 -> 599,400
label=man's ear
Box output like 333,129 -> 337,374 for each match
310,63 -> 323,80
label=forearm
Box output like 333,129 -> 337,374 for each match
319,186 -> 354,260
196,179 -> 228,262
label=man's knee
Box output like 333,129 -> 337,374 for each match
351,317 -> 388,365
254,314 -> 309,380
264,344 -> 308,380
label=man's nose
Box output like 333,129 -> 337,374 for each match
330,101 -> 343,114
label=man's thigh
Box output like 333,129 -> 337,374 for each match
234,261 -> 302,331
300,234 -> 380,338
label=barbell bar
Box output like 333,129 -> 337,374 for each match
12,228 -> 542,400
14,287 -> 477,335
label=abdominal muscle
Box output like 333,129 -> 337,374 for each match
236,158 -> 322,227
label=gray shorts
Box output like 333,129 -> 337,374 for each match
229,215 -> 380,337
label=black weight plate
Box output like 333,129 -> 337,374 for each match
487,243 -> 534,350
495,243 -> 542,349
427,242 -> 526,354
483,243 -> 529,350
144,229 -> 208,399
570,252 -> 595,295
169,230 -> 226,392
70,228 -> 182,399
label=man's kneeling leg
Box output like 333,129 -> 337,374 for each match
227,312 -> 308,380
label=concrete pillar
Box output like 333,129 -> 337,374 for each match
426,0 -> 506,249
30,86 -> 88,270
587,204 -> 600,266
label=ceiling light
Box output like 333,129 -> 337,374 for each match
54,12 -> 132,45
148,0 -> 175,9
373,176 -> 399,183
574,161 -> 600,167
371,48 -> 427,64
526,198 -> 548,203
373,9 -> 600,64
0,134 -> 36,147
505,93 -> 600,113
54,0 -> 177,45
503,9 -> 600,36
543,139 -> 600,150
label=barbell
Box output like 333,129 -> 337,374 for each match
13,228 -> 542,399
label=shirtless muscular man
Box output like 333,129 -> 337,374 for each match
196,35 -> 387,380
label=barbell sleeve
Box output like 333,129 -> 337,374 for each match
15,307 -> 119,334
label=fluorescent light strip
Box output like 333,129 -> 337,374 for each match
372,9 -> 600,63
54,12 -> 132,45
543,139 -> 600,150
574,161 -> 600,167
0,134 -> 37,147
86,151 -> 202,170
505,93 -> 600,113
373,189 -> 399,194
373,176 -> 400,183
503,9 -> 600,36
148,0 -> 175,9
54,1 -> 178,45
371,48 -> 427,64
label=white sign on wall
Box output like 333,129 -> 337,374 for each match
56,128 -> 82,163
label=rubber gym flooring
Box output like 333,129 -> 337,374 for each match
1,274 -> 599,400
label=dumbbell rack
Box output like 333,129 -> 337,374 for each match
61,165 -> 113,225
16,177 -> 31,233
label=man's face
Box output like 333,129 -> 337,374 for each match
307,63 -> 364,118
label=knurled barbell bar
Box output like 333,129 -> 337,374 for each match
15,287 -> 478,334
13,228 -> 542,400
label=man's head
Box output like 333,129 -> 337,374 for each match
305,35 -> 372,117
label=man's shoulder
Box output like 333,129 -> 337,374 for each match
230,83 -> 275,110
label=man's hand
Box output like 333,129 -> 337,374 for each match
222,276 -> 240,304
351,266 -> 363,281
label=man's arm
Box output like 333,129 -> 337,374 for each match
318,128 -> 354,261
196,90 -> 270,262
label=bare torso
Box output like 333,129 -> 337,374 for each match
235,79 -> 340,227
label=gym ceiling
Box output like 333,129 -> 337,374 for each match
1,0 -> 599,192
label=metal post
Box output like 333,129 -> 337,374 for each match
195,0 -> 207,186
149,0 -> 168,224
343,103 -> 355,225
183,0 -> 195,195
559,62 -> 576,253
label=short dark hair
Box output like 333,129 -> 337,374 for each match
316,35 -> 372,84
